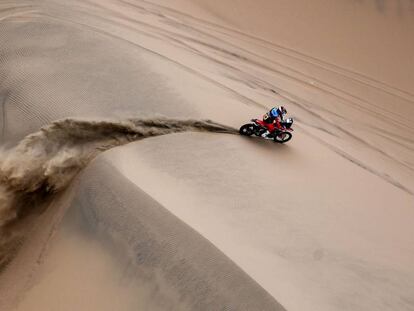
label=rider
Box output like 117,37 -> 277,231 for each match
261,106 -> 287,139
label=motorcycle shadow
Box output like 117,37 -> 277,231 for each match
239,135 -> 291,153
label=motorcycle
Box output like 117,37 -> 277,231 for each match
239,118 -> 294,143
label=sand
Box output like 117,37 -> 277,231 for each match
0,0 -> 413,310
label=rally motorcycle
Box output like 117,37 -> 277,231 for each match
239,118 -> 294,143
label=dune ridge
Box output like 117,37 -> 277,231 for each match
0,117 -> 237,268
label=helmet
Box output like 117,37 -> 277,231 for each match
278,106 -> 287,115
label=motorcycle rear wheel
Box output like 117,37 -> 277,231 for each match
239,124 -> 255,136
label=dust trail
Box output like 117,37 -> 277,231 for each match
0,117 -> 237,268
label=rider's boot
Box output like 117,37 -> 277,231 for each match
261,130 -> 273,140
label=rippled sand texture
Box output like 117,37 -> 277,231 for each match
0,1 -> 413,311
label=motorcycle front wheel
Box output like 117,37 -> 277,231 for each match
273,131 -> 292,143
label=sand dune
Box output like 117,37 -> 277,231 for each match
147,0 -> 414,94
1,157 -> 283,310
0,0 -> 413,310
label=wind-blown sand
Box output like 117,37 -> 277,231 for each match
0,0 -> 413,310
